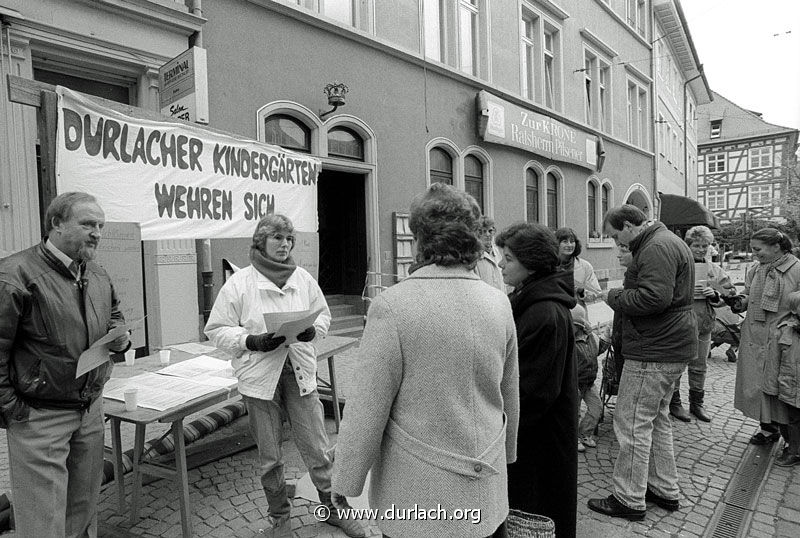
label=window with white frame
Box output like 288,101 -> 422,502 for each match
546,172 -> 559,229
423,0 -> 443,61
665,124 -> 672,162
626,78 -> 648,147
429,147 -> 454,185
671,131 -> 678,167
458,0 -> 479,75
749,185 -> 771,207
424,0 -> 487,78
584,49 -> 611,131
706,153 -> 726,173
749,146 -> 773,169
526,168 -> 539,223
587,181 -> 598,237
710,120 -> 722,139
464,153 -> 484,212
601,183 -> 611,218
521,5 -> 562,111
626,0 -> 647,38
290,0 -> 372,31
705,189 -> 726,211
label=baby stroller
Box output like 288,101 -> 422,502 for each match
597,337 -> 618,425
710,305 -> 743,363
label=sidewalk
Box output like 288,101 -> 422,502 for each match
1,343 -> 799,537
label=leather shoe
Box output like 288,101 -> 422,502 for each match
669,404 -> 692,422
775,452 -> 800,467
588,495 -> 646,521
750,431 -> 780,445
645,487 -> 680,511
690,403 -> 711,422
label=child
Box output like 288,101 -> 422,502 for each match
572,304 -> 603,452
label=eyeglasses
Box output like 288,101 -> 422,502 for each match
268,233 -> 295,244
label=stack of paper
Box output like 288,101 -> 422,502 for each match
156,355 -> 238,388
103,372 -> 227,411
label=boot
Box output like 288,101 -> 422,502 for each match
669,390 -> 691,422
689,389 -> 711,422
318,490 -> 366,538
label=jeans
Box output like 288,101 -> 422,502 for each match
243,361 -> 334,519
579,383 -> 603,438
674,330 -> 712,394
613,360 -> 684,510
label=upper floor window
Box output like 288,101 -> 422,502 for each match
291,0 -> 372,31
706,189 -> 726,211
526,168 -> 539,223
521,6 -> 562,111
584,49 -> 611,131
459,0 -> 479,76
749,185 -> 772,207
710,120 -> 722,139
424,0 -> 487,78
601,184 -> 611,217
429,147 -> 454,185
749,147 -> 773,169
707,153 -> 726,173
627,0 -> 647,38
424,0 -> 443,61
626,78 -> 648,148
587,182 -> 598,237
264,114 -> 311,153
327,127 -> 364,161
464,154 -> 484,212
546,172 -> 559,229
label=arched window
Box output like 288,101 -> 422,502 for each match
546,172 -> 559,229
264,114 -> 311,153
602,184 -> 611,218
429,147 -> 454,185
526,168 -> 539,223
464,154 -> 484,212
587,182 -> 597,237
327,127 -> 364,161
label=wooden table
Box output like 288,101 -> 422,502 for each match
104,335 -> 358,538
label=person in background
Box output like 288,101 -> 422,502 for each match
729,228 -> 800,466
332,184 -> 519,538
669,226 -> 737,423
589,205 -> 696,521
497,222 -> 577,538
573,304 -> 602,453
205,214 -> 364,538
556,227 -> 602,306
475,215 -> 505,291
0,192 -> 130,537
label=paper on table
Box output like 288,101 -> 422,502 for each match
75,316 -> 147,378
263,308 -> 323,345
103,372 -> 225,411
156,355 -> 237,388
169,341 -> 217,355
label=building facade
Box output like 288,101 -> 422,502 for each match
696,91 -> 799,226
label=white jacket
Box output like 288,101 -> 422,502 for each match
204,265 -> 331,400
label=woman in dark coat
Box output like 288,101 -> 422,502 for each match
497,223 -> 578,538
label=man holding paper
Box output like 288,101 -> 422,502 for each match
205,214 -> 364,538
0,192 -> 129,537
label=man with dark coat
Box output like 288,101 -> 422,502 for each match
589,205 -> 697,520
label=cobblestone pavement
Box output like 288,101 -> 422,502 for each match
2,343 -> 800,537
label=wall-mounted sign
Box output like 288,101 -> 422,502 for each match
159,47 -> 209,124
477,90 -> 599,171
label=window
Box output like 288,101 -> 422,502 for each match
671,131 -> 678,167
587,182 -> 597,237
707,153 -> 726,173
424,0 -> 487,78
749,185 -> 772,207
584,54 -> 594,125
710,120 -> 722,139
423,0 -> 443,61
627,0 -> 646,38
546,172 -> 559,229
584,49 -> 611,131
526,168 -> 539,223
665,125 -> 672,162
706,189 -> 726,211
520,7 -> 562,110
464,154 -> 484,212
459,0 -> 479,75
291,0 -> 371,31
657,114 -> 666,155
264,114 -> 311,153
327,127 -> 364,161
429,147 -> 453,185
601,184 -> 610,217
749,147 -> 773,169
626,78 -> 648,147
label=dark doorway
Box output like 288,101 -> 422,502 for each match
317,170 -> 367,295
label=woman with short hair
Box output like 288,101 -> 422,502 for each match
498,222 -> 578,538
555,227 -> 601,305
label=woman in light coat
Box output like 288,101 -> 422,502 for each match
555,227 -> 601,305
732,228 -> 800,466
332,184 -> 520,538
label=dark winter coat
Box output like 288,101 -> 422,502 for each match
507,270 -> 578,538
606,222 -> 698,363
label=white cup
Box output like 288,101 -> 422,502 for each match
124,388 -> 138,412
124,349 -> 136,366
159,349 -> 171,365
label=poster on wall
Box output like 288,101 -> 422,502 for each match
54,87 -> 321,240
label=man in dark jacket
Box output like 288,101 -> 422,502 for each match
0,192 -> 129,537
589,205 -> 697,520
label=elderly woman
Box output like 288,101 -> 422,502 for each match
556,227 -> 601,305
332,184 -> 519,538
205,214 -> 364,538
498,223 -> 578,538
669,226 -> 737,423
731,228 -> 800,466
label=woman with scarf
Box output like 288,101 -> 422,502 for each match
205,214 -> 364,538
498,222 -> 578,538
731,228 -> 800,466
555,228 -> 601,308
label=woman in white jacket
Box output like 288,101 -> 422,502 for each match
204,214 -> 364,538
556,227 -> 602,305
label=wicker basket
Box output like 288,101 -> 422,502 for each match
506,509 -> 555,538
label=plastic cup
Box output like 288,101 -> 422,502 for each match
124,388 -> 138,412
124,349 -> 136,366
159,349 -> 171,365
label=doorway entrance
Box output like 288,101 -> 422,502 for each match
317,170 -> 368,296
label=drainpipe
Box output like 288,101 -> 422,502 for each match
190,0 -> 203,47
649,7 -> 659,219
683,68 -> 704,196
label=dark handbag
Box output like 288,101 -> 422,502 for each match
602,346 -> 621,397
